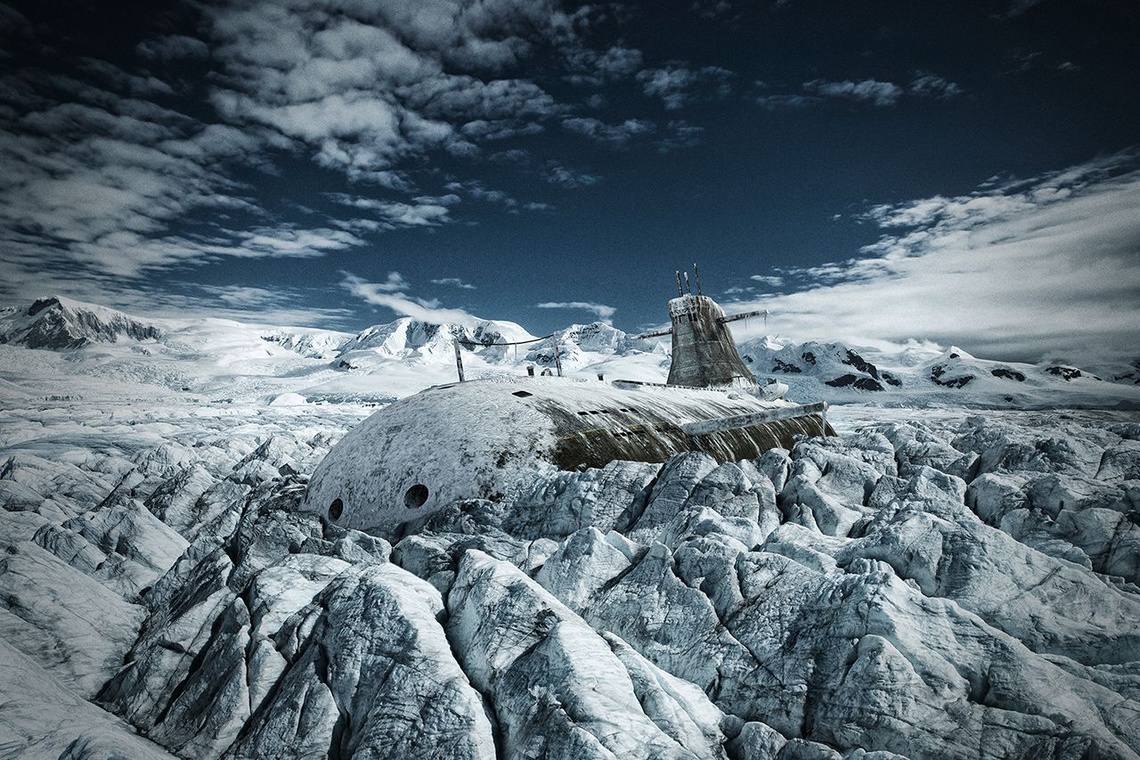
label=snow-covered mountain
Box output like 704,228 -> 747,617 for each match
2,295 -> 1140,758
0,295 -> 164,348
740,338 -> 1140,410
0,297 -> 675,405
1,295 -> 1137,410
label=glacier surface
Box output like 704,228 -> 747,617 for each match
2,296 -> 1140,759
2,396 -> 1139,759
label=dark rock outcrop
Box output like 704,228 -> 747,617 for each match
0,297 -> 163,349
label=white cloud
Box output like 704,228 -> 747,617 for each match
353,271 -> 409,293
536,300 -> 616,324
187,284 -> 355,328
561,116 -> 654,145
725,153 -> 1140,365
910,72 -> 962,99
756,93 -> 820,110
543,162 -> 600,188
431,277 -> 476,289
202,0 -> 577,180
341,271 -> 482,326
0,0 -> 658,311
750,274 -> 784,287
803,78 -> 903,106
636,65 -> 733,109
564,45 -> 644,85
232,227 -> 365,258
444,180 -> 520,208
327,193 -> 461,227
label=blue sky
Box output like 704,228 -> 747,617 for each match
1,0 -> 1138,364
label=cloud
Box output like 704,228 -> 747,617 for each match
656,120 -> 704,152
543,162 -> 601,188
444,180 -> 521,209
187,284 -> 356,328
328,194 -> 457,227
561,116 -> 654,145
0,83 -> 309,280
357,271 -> 409,293
756,93 -> 821,110
536,300 -> 616,324
431,277 -> 476,290
0,0 -> 683,316
341,271 -> 482,326
725,152 -> 1140,365
909,73 -> 962,99
750,274 -> 784,287
758,73 -> 948,110
202,0 -> 578,181
563,44 -> 644,85
803,78 -> 903,106
637,64 -> 734,109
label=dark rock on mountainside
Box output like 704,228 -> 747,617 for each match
841,348 -> 881,380
772,358 -> 803,373
826,374 -> 885,391
991,367 -> 1027,382
1048,365 -> 1086,381
0,296 -> 163,349
930,363 -> 974,388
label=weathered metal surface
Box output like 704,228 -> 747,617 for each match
302,377 -> 835,537
681,401 -> 829,437
666,295 -> 757,389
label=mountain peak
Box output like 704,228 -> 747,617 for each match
27,295 -> 67,317
1,296 -> 163,349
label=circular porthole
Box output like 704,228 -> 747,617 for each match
328,498 -> 343,520
404,484 -> 429,508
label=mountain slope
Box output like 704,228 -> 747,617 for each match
740,338 -> 1140,409
0,296 -> 163,349
0,296 -> 1137,409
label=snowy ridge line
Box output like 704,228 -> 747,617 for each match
455,331 -> 557,347
1,294 -> 1138,410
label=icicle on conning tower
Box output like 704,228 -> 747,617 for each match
300,268 -> 833,538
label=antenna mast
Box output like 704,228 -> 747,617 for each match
693,263 -> 702,295
675,271 -> 684,298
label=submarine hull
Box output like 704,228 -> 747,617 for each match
302,377 -> 832,538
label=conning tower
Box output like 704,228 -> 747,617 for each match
667,294 -> 756,389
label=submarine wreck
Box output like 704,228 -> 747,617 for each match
303,273 -> 834,538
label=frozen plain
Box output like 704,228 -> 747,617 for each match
1,297 -> 1139,759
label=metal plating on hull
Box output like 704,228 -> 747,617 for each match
302,377 -> 832,538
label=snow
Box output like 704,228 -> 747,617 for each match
2,294 -> 1140,759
